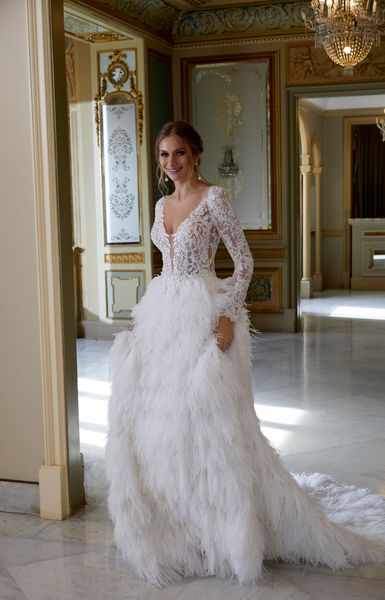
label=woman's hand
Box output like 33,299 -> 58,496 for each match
214,315 -> 234,352
125,319 -> 135,331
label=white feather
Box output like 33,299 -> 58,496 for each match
106,274 -> 385,586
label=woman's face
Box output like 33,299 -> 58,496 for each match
158,135 -> 196,184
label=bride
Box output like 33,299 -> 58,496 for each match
106,120 -> 385,586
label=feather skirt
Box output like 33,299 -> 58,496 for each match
106,273 -> 385,585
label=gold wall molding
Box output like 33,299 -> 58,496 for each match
215,245 -> 287,263
105,269 -> 146,319
250,247 -> 287,260
84,32 -> 128,43
218,266 -> 282,313
182,50 -> 282,241
65,40 -> 76,102
105,252 -> 145,263
286,41 -> 385,87
321,230 -> 343,237
248,266 -> 283,314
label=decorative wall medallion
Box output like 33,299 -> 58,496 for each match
248,267 -> 283,313
217,266 -> 282,313
248,275 -> 272,302
108,60 -> 129,87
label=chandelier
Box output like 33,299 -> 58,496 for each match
302,0 -> 381,76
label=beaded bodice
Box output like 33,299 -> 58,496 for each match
150,186 -> 253,321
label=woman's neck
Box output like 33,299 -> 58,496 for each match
172,177 -> 205,202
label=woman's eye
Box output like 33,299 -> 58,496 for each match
160,152 -> 168,157
176,151 -> 185,156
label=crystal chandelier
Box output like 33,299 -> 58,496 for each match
302,0 -> 381,76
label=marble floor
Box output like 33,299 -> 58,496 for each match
1,290 -> 385,599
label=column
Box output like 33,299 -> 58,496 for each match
300,155 -> 313,299
313,166 -> 323,291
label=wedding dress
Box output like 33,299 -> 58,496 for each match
106,185 -> 385,585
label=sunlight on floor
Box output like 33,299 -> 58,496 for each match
254,403 -> 307,448
331,305 -> 385,320
78,377 -> 110,448
78,377 -> 111,396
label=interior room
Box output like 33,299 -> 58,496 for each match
1,1 -> 385,598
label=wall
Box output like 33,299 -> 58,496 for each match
173,41 -> 295,331
0,0 -> 84,519
299,105 -> 355,289
68,38 -> 99,326
322,116 -> 344,288
67,34 -> 162,338
0,0 -> 45,483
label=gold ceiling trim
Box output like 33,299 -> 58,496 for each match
174,32 -> 311,49
83,32 -> 129,42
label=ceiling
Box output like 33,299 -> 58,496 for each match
302,95 -> 385,112
164,0 -> 296,7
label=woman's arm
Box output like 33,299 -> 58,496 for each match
208,188 -> 254,349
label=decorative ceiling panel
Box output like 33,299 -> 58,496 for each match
173,1 -> 308,39
164,0 -> 297,8
79,0 -> 179,35
64,12 -> 131,41
67,0 -> 307,40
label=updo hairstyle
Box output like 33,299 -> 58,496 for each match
155,120 -> 204,195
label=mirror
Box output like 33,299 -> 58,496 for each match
182,52 -> 280,239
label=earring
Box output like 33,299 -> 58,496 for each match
164,175 -> 169,182
195,162 -> 202,181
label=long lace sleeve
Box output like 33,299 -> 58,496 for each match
208,188 -> 254,321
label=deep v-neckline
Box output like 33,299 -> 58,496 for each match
162,186 -> 212,237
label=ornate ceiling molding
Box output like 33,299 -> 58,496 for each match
70,1 -> 308,41
172,2 -> 308,40
64,12 -> 130,41
81,0 -> 179,35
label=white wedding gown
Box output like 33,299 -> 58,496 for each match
106,185 -> 385,585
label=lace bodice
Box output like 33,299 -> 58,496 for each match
151,186 -> 254,321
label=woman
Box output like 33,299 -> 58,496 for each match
106,121 -> 385,586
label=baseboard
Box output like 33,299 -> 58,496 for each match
252,309 -> 296,332
351,277 -> 385,290
0,480 -> 40,515
80,319 -> 129,340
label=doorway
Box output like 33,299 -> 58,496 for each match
64,6 -> 146,506
287,85 -> 385,326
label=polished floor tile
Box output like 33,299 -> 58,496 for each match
1,291 -> 385,599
